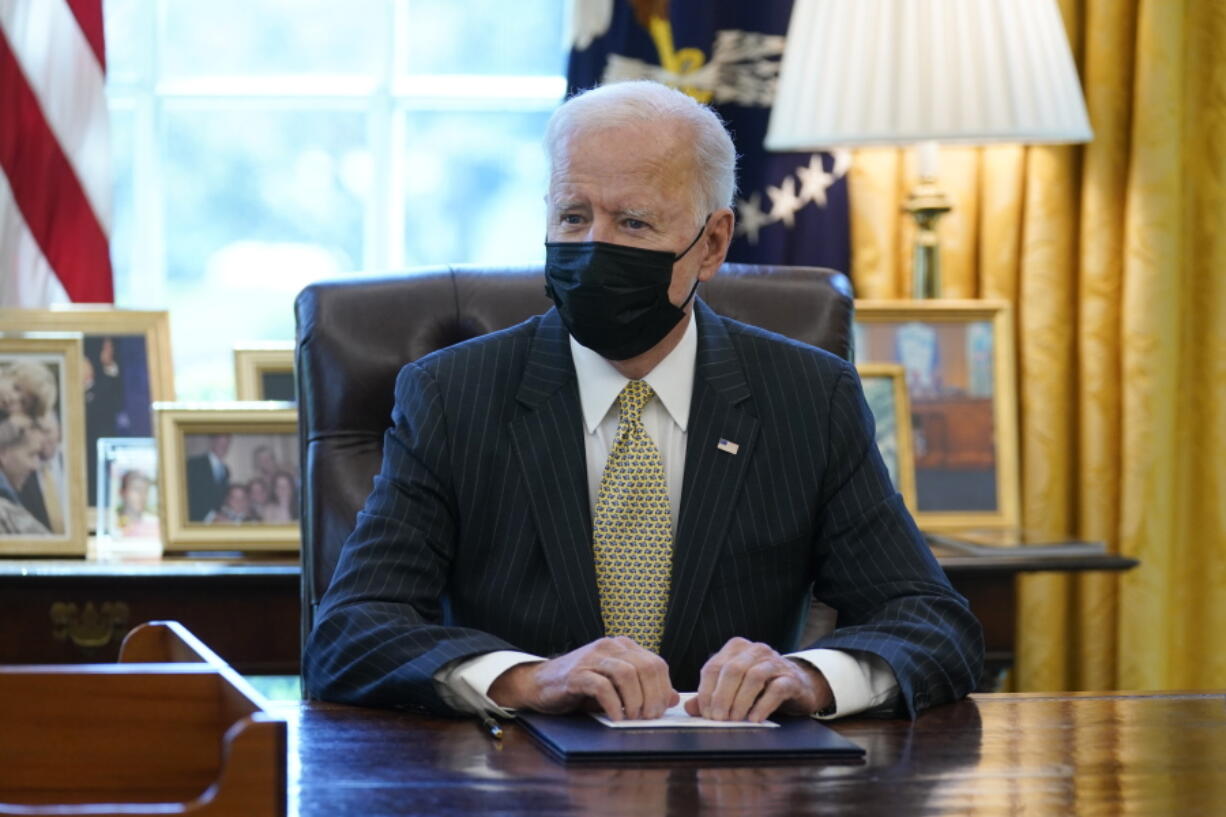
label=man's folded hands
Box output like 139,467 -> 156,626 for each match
488,635 -> 830,722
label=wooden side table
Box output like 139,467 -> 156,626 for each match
934,546 -> 1138,689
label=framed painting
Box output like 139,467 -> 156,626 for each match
856,362 -> 917,514
233,343 -> 295,402
0,308 -> 174,526
853,300 -> 1020,529
0,333 -> 88,555
155,402 -> 299,552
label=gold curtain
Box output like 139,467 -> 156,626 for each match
848,0 -> 1226,691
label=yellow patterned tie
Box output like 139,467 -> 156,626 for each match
592,380 -> 673,652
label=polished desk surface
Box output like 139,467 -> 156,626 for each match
286,692 -> 1224,817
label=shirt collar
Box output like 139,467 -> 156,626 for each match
569,311 -> 698,435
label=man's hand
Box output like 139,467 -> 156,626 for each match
684,637 -> 833,722
487,636 -> 679,721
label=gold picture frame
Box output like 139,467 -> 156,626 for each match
856,362 -> 918,515
0,333 -> 88,555
0,308 -> 175,524
155,402 -> 300,553
853,300 -> 1020,529
233,342 -> 295,402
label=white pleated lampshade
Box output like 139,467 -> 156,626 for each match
765,0 -> 1093,149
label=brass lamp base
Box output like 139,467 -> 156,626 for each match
903,181 -> 953,299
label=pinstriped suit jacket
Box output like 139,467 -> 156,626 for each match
303,301 -> 983,717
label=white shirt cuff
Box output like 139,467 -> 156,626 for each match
787,648 -> 899,719
433,650 -> 544,717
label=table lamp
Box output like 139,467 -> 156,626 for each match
765,0 -> 1093,298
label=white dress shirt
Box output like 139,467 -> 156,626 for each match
208,450 -> 227,482
436,313 -> 899,719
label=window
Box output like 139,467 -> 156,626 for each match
104,0 -> 566,398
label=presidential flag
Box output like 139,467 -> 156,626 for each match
0,0 -> 114,306
567,0 -> 850,273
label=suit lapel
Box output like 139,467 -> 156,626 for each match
661,302 -> 760,661
508,309 -> 605,646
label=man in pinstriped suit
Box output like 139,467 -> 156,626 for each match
304,81 -> 983,723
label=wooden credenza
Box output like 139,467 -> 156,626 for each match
0,549 -> 1136,683
0,558 -> 300,674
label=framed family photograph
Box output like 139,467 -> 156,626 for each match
853,300 -> 1020,529
155,402 -> 300,552
0,334 -> 87,555
96,437 -> 160,556
0,308 -> 174,527
856,362 -> 917,514
233,342 -> 295,402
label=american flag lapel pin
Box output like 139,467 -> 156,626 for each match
716,438 -> 740,455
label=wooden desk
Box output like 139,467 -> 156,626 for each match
288,692 -> 1226,816
0,551 -> 1135,681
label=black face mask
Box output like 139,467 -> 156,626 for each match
544,220 -> 707,360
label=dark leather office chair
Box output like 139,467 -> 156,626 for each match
294,264 -> 854,650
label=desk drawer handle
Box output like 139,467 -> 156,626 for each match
49,601 -> 131,648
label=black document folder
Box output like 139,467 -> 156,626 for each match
518,713 -> 866,764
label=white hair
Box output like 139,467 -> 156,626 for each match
545,80 -> 738,222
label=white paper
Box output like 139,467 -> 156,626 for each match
591,692 -> 779,729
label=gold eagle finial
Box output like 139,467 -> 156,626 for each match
629,0 -> 671,29
628,0 -> 712,102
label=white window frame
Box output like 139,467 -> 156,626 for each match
106,0 -> 566,308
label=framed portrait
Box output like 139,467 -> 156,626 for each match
96,437 -> 161,555
853,300 -> 1020,529
0,308 -> 174,526
856,362 -> 917,514
233,342 -> 295,402
0,334 -> 88,555
155,402 -> 300,552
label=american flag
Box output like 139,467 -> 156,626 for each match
0,0 -> 113,306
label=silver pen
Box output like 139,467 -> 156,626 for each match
480,714 -> 504,741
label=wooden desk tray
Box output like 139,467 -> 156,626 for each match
0,621 -> 286,816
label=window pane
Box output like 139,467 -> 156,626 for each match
402,111 -> 549,268
160,0 -> 388,77
102,0 -> 148,85
162,108 -> 367,398
108,107 -> 136,299
403,0 -> 566,76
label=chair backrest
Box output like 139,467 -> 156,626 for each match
294,263 -> 854,647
